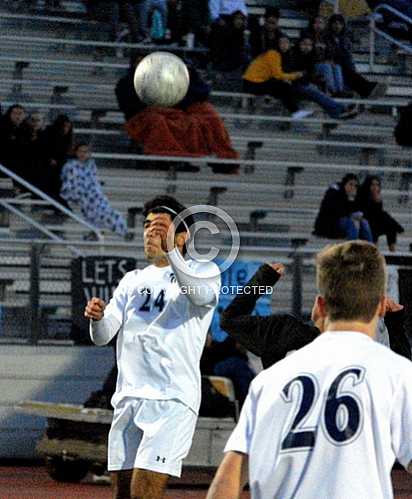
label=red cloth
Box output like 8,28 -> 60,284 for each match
125,102 -> 239,159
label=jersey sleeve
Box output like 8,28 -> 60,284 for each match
167,248 -> 221,308
224,380 -> 257,455
391,371 -> 412,468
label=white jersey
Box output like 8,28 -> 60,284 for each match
225,331 -> 412,499
105,259 -> 220,413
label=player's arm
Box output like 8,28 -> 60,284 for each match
384,300 -> 411,360
220,264 -> 296,356
206,451 -> 248,499
167,247 -> 220,307
85,297 -> 121,346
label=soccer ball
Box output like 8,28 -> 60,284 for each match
133,52 -> 190,107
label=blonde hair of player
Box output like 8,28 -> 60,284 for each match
312,240 -> 387,337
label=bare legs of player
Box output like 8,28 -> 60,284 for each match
112,469 -> 169,499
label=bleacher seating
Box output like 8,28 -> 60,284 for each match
0,0 -> 410,338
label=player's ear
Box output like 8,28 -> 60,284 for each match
312,295 -> 327,321
377,295 -> 387,318
175,231 -> 188,252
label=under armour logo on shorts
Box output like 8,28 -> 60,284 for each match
156,456 -> 166,463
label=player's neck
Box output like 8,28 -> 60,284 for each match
152,256 -> 169,268
324,319 -> 377,339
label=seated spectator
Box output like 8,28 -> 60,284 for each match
249,6 -> 284,58
200,335 -> 255,407
15,111 -> 47,195
324,14 -> 388,99
209,10 -> 250,72
39,114 -> 74,209
115,52 -> 148,122
209,0 -> 247,24
123,63 -> 239,173
61,143 -> 127,237
138,0 -> 169,42
394,101 -> 412,147
303,16 -> 348,97
0,104 -> 30,185
174,0 -> 210,47
356,175 -> 404,251
313,173 -> 373,241
242,47 -> 313,120
283,35 -> 357,119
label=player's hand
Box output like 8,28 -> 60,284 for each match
269,263 -> 285,277
148,213 -> 174,253
84,297 -> 106,321
385,297 -> 404,313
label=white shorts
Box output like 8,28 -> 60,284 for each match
108,398 -> 197,477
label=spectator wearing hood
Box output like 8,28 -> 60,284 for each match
324,14 -> 388,98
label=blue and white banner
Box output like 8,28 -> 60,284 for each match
211,260 -> 272,342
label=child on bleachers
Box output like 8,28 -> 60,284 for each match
60,143 -> 127,237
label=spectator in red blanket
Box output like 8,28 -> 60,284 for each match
356,176 -> 404,252
209,10 -> 250,72
249,6 -> 284,58
118,57 -> 239,174
324,14 -> 387,99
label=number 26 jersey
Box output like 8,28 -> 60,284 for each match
225,331 -> 412,499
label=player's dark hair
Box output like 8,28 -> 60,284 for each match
316,241 -> 386,323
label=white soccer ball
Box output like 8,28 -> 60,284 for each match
133,52 -> 190,107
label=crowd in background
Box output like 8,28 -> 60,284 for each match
0,105 -> 127,237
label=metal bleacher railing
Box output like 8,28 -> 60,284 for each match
369,3 -> 412,72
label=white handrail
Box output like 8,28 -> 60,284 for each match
0,199 -> 82,257
0,163 -> 102,240
370,4 -> 412,71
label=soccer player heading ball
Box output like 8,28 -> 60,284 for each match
84,195 -> 221,499
208,240 -> 412,499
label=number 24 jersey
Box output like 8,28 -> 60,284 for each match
225,331 -> 412,499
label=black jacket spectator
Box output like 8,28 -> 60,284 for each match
38,114 -> 73,208
394,102 -> 412,146
0,104 -> 29,179
324,14 -> 382,98
249,7 -> 284,58
356,175 -> 404,250
313,174 -> 359,238
220,264 -> 411,369
209,10 -> 250,71
115,54 -> 147,121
